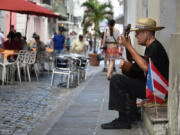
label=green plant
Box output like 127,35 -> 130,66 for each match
81,0 -> 113,53
118,0 -> 123,5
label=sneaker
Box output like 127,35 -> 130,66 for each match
101,119 -> 131,129
102,68 -> 107,72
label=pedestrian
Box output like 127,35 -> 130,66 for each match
101,18 -> 169,129
71,35 -> 87,55
52,28 -> 65,56
101,19 -> 120,79
88,37 -> 92,52
65,37 -> 71,52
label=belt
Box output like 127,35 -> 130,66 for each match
105,42 -> 118,44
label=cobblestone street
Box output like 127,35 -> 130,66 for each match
0,65 -> 102,135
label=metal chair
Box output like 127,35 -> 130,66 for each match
76,56 -> 88,81
50,55 -> 79,88
16,50 -> 29,82
26,51 -> 38,82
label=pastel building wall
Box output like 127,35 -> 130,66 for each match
1,0 -> 57,44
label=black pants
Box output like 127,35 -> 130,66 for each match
66,46 -> 70,51
109,74 -> 146,113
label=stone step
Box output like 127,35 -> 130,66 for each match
142,106 -> 168,135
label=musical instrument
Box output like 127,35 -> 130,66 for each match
121,24 -> 133,76
121,24 -> 144,78
124,24 -> 133,62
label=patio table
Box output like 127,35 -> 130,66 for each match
46,48 -> 54,53
0,49 -> 19,85
0,50 -> 19,60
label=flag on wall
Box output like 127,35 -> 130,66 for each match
146,59 -> 168,104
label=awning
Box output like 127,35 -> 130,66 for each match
0,0 -> 58,18
0,0 -> 58,36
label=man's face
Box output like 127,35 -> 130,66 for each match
79,37 -> 83,41
135,30 -> 148,45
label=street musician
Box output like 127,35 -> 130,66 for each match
101,18 -> 169,129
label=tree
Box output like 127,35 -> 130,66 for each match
117,0 -> 123,5
81,0 -> 113,53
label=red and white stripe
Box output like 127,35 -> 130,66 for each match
150,60 -> 168,103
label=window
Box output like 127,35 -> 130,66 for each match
42,0 -> 50,5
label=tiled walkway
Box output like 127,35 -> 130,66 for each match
46,72 -> 144,135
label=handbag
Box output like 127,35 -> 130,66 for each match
97,53 -> 104,61
100,44 -> 107,50
100,29 -> 108,50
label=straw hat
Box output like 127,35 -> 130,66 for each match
131,18 -> 165,31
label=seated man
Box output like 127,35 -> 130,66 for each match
3,32 -> 23,50
34,34 -> 46,71
34,34 -> 45,52
101,18 -> 169,129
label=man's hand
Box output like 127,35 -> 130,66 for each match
118,35 -> 131,48
119,58 -> 125,69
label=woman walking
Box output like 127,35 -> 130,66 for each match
101,19 -> 121,79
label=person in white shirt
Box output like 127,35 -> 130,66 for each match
101,19 -> 121,80
71,35 -> 87,55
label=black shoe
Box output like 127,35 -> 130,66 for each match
130,112 -> 141,122
101,119 -> 131,129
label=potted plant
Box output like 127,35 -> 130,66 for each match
81,0 -> 113,66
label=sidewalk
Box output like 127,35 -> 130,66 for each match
31,69 -> 145,135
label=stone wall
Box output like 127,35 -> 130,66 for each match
168,0 -> 180,134
168,34 -> 180,135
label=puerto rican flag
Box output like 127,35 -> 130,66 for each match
146,59 -> 168,104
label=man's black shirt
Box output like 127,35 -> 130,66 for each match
144,39 -> 169,80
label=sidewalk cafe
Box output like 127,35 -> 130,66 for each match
0,44 -> 89,88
